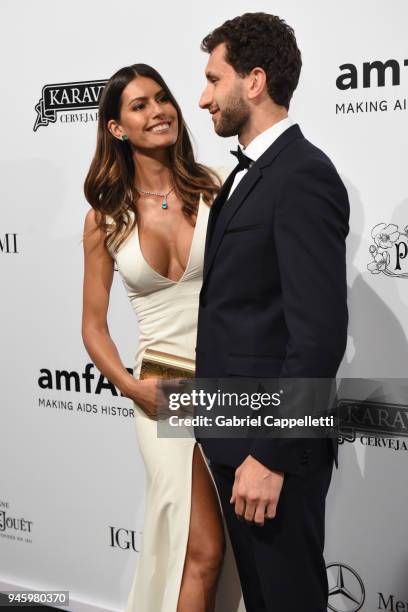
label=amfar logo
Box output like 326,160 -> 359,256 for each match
33,79 -> 107,131
38,363 -> 132,395
336,58 -> 408,90
335,59 -> 408,115
327,562 -> 365,612
0,233 -> 18,253
367,223 -> 408,278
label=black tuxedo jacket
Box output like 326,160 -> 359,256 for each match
195,124 -> 349,475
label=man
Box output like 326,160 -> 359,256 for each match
195,13 -> 349,612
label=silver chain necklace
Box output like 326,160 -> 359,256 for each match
135,186 -> 174,210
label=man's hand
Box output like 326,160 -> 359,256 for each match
230,455 -> 284,526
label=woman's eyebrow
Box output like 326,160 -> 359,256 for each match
128,89 -> 165,106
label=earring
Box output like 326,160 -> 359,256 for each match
121,134 -> 129,141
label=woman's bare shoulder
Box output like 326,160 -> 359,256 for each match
83,208 -> 113,255
84,209 -> 116,232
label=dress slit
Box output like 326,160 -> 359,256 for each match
165,441 -> 196,611
125,434 -> 196,612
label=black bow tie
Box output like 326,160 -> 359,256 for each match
230,146 -> 252,172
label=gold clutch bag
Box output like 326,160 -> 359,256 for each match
140,348 -> 195,380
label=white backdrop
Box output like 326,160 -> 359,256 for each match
1,1 -> 407,611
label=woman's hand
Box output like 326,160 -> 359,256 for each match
128,378 -> 169,420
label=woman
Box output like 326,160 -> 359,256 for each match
82,63 -> 226,612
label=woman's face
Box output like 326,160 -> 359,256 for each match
111,76 -> 179,150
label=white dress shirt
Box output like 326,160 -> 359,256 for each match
227,116 -> 294,199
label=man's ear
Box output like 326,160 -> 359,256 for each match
247,67 -> 267,100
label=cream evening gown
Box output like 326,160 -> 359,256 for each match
106,195 -> 245,612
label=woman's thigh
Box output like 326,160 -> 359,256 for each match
186,445 -> 225,561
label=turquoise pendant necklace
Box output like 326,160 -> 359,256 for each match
135,185 -> 174,209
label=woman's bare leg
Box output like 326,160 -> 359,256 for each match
177,444 -> 225,612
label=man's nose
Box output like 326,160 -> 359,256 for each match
199,86 -> 211,109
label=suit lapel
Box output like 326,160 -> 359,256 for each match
203,124 -> 304,286
203,169 -> 236,275
203,167 -> 262,284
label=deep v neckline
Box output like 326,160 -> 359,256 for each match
135,198 -> 202,284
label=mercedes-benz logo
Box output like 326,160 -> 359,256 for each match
327,562 -> 365,612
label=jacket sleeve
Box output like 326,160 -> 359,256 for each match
249,155 -> 349,474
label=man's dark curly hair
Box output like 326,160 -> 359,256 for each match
201,12 -> 302,109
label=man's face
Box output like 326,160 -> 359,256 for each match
199,43 -> 250,137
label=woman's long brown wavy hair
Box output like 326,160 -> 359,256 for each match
84,63 -> 221,253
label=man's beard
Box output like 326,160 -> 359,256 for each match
214,96 -> 250,137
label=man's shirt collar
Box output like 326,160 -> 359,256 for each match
241,116 -> 294,162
